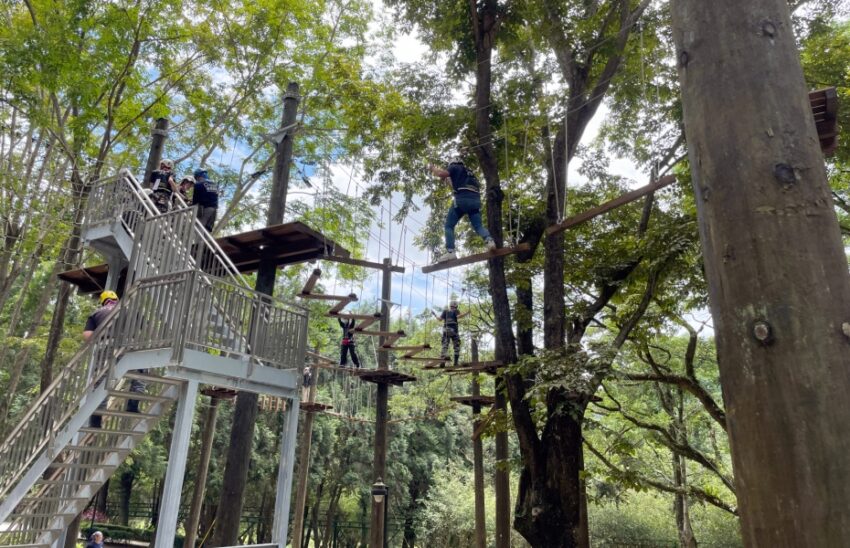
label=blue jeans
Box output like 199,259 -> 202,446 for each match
445,192 -> 491,250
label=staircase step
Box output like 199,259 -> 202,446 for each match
124,372 -> 182,385
107,389 -> 173,402
50,462 -> 116,469
64,445 -> 120,453
8,512 -> 77,519
78,427 -> 145,436
0,544 -> 50,548
91,409 -> 159,420
35,479 -> 102,486
21,495 -> 90,503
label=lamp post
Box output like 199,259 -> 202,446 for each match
371,478 -> 389,547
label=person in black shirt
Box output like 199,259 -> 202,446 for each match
432,301 -> 468,367
338,317 -> 361,368
193,169 -> 219,232
429,158 -> 496,262
148,159 -> 178,214
84,290 -> 145,425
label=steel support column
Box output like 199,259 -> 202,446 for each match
154,379 -> 199,545
272,396 -> 301,547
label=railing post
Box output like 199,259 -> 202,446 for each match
173,272 -> 195,364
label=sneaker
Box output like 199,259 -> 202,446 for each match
485,238 -> 497,251
437,250 -> 457,262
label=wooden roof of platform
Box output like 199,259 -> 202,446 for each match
59,221 -> 349,293
352,368 -> 416,386
58,263 -> 111,295
218,221 -> 348,273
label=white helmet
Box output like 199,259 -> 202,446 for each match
160,158 -> 174,169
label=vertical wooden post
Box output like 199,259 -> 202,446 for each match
184,396 -> 220,548
671,1 -> 850,545
370,257 -> 392,547
212,82 -> 300,546
143,118 -> 169,186
291,361 -> 319,548
471,339 -> 486,548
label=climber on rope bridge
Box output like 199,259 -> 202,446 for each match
338,317 -> 361,369
432,300 -> 468,367
429,158 -> 495,262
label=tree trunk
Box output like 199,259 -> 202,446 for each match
212,82 -> 299,546
119,471 -> 134,526
671,1 -> 850,544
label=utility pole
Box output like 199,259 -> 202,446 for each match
212,82 -> 300,546
143,118 -> 169,185
471,339 -> 486,548
671,2 -> 850,545
369,257 -> 392,548
291,355 -> 320,548
184,396 -> 221,548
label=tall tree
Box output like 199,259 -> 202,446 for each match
671,0 -> 850,544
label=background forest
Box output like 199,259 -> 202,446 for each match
0,0 -> 848,546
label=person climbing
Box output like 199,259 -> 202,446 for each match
148,159 -> 178,214
302,364 -> 312,400
338,317 -> 361,368
84,290 -> 145,424
193,169 -> 219,232
432,300 -> 468,367
429,158 -> 495,262
178,175 -> 194,204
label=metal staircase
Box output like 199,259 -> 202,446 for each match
0,170 -> 308,547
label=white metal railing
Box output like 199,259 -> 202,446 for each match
84,169 -> 249,289
0,271 -> 307,506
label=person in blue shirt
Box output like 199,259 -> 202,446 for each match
193,169 -> 219,232
429,158 -> 495,262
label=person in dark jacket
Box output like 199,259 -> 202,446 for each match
338,317 -> 361,368
429,158 -> 495,262
85,291 -> 144,426
193,169 -> 219,232
432,300 -> 468,366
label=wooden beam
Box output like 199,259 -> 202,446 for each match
323,254 -> 405,273
354,316 -> 380,331
327,312 -> 381,321
298,292 -> 357,302
545,175 -> 677,237
300,268 -> 322,295
421,243 -> 531,274
377,344 -> 431,352
328,295 -> 358,315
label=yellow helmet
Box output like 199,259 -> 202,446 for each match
99,290 -> 118,304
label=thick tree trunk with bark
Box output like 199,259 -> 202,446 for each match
672,1 -> 850,545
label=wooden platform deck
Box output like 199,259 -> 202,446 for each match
300,402 -> 333,413
352,368 -> 417,386
451,395 -> 496,407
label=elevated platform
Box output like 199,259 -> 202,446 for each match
451,395 -> 496,407
60,221 -> 349,294
810,87 -> 838,156
352,369 -> 416,386
300,402 -> 333,413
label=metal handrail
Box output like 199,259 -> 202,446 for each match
119,169 -> 250,288
0,271 -> 308,503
